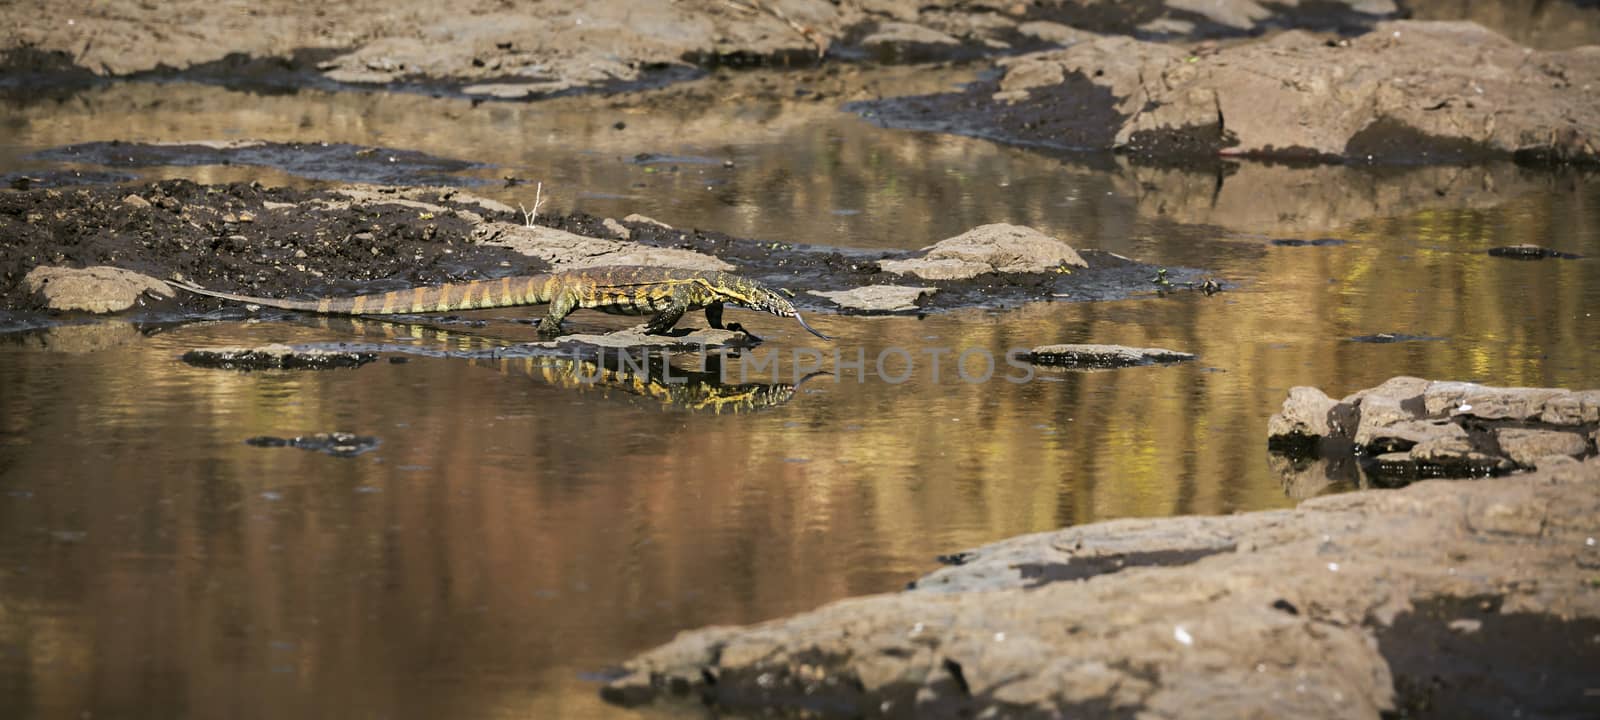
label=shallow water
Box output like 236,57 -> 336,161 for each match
2,68 -> 1599,719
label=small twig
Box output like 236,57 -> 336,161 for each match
519,181 -> 545,228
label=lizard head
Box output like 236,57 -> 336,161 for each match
718,277 -> 832,341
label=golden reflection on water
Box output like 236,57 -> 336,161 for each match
1,73 -> 1599,719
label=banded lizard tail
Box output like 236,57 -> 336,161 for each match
168,266 -> 832,340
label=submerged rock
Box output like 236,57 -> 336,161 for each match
1268,377 -> 1599,479
181,344 -> 378,370
24,265 -> 173,313
1027,343 -> 1195,369
878,224 -> 1087,280
1486,244 -> 1582,260
809,285 -> 934,313
602,456 -> 1600,718
246,432 -> 380,457
1348,333 -> 1445,343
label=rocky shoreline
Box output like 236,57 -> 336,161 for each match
603,453 -> 1600,718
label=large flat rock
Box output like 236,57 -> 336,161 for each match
24,265 -> 173,313
604,457 -> 1600,718
893,20 -> 1599,163
878,223 -> 1087,281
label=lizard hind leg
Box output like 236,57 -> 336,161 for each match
538,291 -> 580,337
643,303 -> 688,335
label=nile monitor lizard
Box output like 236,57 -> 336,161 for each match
168,266 -> 832,341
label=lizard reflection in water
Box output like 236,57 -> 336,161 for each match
290,315 -> 819,414
475,351 -> 824,415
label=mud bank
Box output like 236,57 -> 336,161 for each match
855,20 -> 1600,165
3,1 -> 1405,99
1,180 -> 1210,323
602,456 -> 1600,718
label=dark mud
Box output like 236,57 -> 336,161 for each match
1377,595 -> 1600,720
0,180 -> 536,311
33,141 -> 489,186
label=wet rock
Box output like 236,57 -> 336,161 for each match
246,432 -> 380,457
878,223 -> 1087,280
1348,333 -> 1444,343
603,457 -> 1600,718
1269,377 -> 1600,481
898,20 -> 1600,163
460,81 -> 577,99
857,21 -> 963,61
601,218 -> 631,240
181,343 -> 378,370
623,213 -> 672,229
1026,343 -> 1194,369
809,285 -> 933,313
1266,386 -> 1356,445
1496,428 -> 1591,468
1348,376 -> 1430,447
24,266 -> 174,313
861,22 -> 960,49
1486,243 -> 1582,259
471,222 -> 733,272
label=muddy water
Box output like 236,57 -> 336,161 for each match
3,71 -> 1599,719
